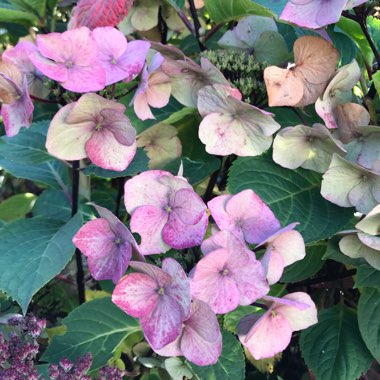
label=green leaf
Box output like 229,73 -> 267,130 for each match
281,242 -> 326,283
267,105 -> 322,128
0,214 -> 82,313
329,29 -> 358,66
189,331 -> 245,380
0,157 -> 70,190
224,305 -> 260,334
355,266 -> 380,288
0,1 -> 38,25
300,304 -> 372,380
32,190 -> 71,222
164,0 -> 185,10
164,156 -> 220,185
373,71 -> 380,96
42,297 -> 141,370
83,148 -> 149,178
252,0 -> 287,17
337,17 -> 373,65
227,156 -> 353,243
0,121 -> 51,164
8,0 -> 46,17
205,0 -> 274,23
358,287 -> 380,361
0,193 -> 37,222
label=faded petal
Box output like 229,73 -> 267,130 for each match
130,205 -> 170,255
112,272 -> 159,317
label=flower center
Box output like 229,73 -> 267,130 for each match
66,60 -> 73,69
165,206 -> 172,213
114,238 -> 121,246
158,287 -> 165,295
221,268 -> 229,276
111,58 -> 117,65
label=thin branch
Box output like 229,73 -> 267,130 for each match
114,177 -> 125,218
30,94 -> 59,104
177,9 -> 196,35
71,160 -> 86,305
158,6 -> 169,45
188,0 -> 206,51
203,170 -> 219,202
251,302 -> 269,310
114,84 -> 138,100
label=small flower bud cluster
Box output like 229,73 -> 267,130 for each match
48,353 -> 92,380
0,315 -> 45,380
202,49 -> 268,106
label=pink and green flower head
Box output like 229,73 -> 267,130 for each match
198,84 -> 280,156
46,93 -> 137,171
154,299 -> 222,366
190,230 -> 269,314
207,189 -> 281,244
92,27 -> 150,85
29,26 -> 106,93
132,52 -> 171,121
238,293 -> 317,360
124,170 -> 208,255
112,258 -> 191,350
0,61 -> 34,137
73,204 -> 144,284
258,223 -> 306,285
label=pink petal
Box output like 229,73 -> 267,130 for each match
141,295 -> 183,350
35,32 -> 72,62
146,73 -> 171,108
207,195 -> 236,233
124,170 -> 173,213
72,218 -> 131,283
199,113 -> 245,155
112,272 -> 159,317
134,91 -> 155,120
274,292 -> 318,332
181,299 -> 222,366
162,258 -> 191,320
85,128 -> 136,171
153,335 -> 183,357
238,312 -> 292,360
119,40 -> 151,83
190,248 -> 240,314
261,249 -> 285,285
172,188 -> 206,225
29,52 -> 68,82
129,261 -> 172,287
225,189 -> 280,244
63,64 -> 106,93
163,212 -> 208,250
130,205 -> 170,255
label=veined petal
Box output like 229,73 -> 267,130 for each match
112,272 -> 159,317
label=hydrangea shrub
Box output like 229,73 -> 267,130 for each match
0,0 -> 379,379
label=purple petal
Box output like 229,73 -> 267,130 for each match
172,188 -> 207,225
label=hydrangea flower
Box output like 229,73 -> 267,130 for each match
30,26 -> 105,93
132,52 -> 171,120
238,293 -> 317,359
46,93 -> 136,171
207,189 -> 280,244
137,123 -> 182,169
332,103 -> 370,143
339,204 -> 380,270
69,0 -> 133,29
218,15 -> 288,65
315,60 -> 365,133
112,259 -> 191,349
190,230 -> 269,314
161,57 -> 230,107
272,123 -> 346,173
124,170 -> 208,254
92,27 -> 150,85
345,126 -> 380,171
154,299 -> 222,366
321,154 -> 380,214
0,61 -> 34,137
73,204 -> 144,283
258,223 -> 306,285
198,84 -> 280,156
264,36 -> 338,107
2,41 -> 48,98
